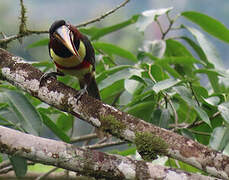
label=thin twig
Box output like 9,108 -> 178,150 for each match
188,129 -> 211,136
0,0 -> 130,47
76,0 -> 130,28
19,0 -> 27,34
0,160 -> 11,170
35,167 -> 59,180
189,82 -> 200,106
156,12 -> 180,40
148,64 -> 179,128
85,140 -> 125,150
0,161 -> 35,174
70,133 -> 97,143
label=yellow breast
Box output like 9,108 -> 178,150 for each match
50,40 -> 86,68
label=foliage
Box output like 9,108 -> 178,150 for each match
1,7 -> 229,177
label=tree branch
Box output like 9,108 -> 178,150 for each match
0,125 -> 215,180
76,0 -> 130,28
0,48 -> 229,179
0,0 -> 130,47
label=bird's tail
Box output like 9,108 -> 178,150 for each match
79,73 -> 100,100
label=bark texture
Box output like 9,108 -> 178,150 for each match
0,126 -> 217,180
0,48 -> 228,179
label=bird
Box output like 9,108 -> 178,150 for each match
40,20 -> 100,100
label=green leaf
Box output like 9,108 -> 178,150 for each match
210,126 -> 229,151
184,26 -> 223,70
194,69 -> 224,77
0,91 -> 42,135
141,40 -> 166,58
203,96 -> 220,107
127,101 -> 156,121
155,57 -> 203,67
182,11 -> 229,43
100,80 -> 124,104
96,65 -> 133,83
160,63 -> 183,79
56,113 -> 74,132
111,147 -> 136,156
129,75 -> 147,86
81,15 -> 140,40
27,38 -> 49,48
93,42 -> 138,62
9,156 -> 27,178
174,86 -> 211,126
124,69 -> 142,94
123,90 -> 156,110
98,68 -> 142,90
39,109 -> 70,143
165,39 -> 192,57
136,7 -> 173,32
218,102 -> 229,124
153,78 -> 181,93
180,36 -> 207,62
150,64 -> 167,81
191,85 -> 208,99
184,26 -> 222,92
151,108 -> 170,129
28,164 -> 61,173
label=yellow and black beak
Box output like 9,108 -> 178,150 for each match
54,25 -> 82,60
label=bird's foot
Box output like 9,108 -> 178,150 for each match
39,71 -> 64,87
75,86 -> 88,104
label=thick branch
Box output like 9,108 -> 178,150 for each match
0,48 -> 229,179
0,125 -> 214,180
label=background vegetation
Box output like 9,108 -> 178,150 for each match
1,0 -> 229,178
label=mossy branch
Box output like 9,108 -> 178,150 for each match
0,48 -> 229,179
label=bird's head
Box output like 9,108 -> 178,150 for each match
49,20 -> 82,61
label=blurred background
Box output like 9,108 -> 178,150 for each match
0,0 -> 229,67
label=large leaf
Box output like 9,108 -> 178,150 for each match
39,108 -> 70,143
80,15 -> 140,40
153,78 -> 181,93
56,113 -> 74,132
98,68 -> 142,90
156,57 -> 202,66
218,102 -> 229,124
9,156 -> 27,178
185,26 -> 223,70
96,65 -> 133,83
136,7 -> 173,32
150,64 -> 167,81
174,86 -> 211,126
165,39 -> 192,57
0,91 -> 42,135
100,80 -> 124,104
127,101 -> 156,121
182,11 -> 229,43
185,26 -> 222,92
151,108 -> 170,129
210,126 -> 229,151
141,40 -> 166,58
93,42 -> 138,62
180,36 -> 207,62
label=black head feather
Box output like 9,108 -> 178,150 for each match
49,20 -> 66,34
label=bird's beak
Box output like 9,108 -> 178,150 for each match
54,25 -> 81,60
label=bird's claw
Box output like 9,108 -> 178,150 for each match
39,72 -> 64,87
75,87 -> 88,104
